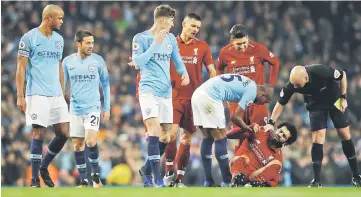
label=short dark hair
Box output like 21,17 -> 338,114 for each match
74,30 -> 93,43
186,13 -> 201,21
154,4 -> 175,19
230,24 -> 248,39
277,122 -> 298,145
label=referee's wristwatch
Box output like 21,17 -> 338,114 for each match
267,119 -> 275,126
340,94 -> 347,99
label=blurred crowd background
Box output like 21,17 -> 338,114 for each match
2,1 -> 361,187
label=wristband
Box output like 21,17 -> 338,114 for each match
267,119 -> 275,126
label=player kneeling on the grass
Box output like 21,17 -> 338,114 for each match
191,74 -> 272,187
63,30 -> 110,188
228,122 -> 297,187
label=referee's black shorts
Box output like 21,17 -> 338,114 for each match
309,108 -> 351,131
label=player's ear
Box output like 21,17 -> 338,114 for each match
48,14 -> 53,21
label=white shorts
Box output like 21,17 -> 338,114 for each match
70,112 -> 100,138
139,93 -> 173,124
191,89 -> 226,129
25,95 -> 70,127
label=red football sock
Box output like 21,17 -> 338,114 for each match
165,140 -> 177,174
175,143 -> 190,181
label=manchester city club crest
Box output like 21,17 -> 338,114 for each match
88,65 -> 96,72
167,44 -> 172,50
55,41 -> 62,49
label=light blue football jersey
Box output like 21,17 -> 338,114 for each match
200,74 -> 257,110
18,28 -> 64,96
62,53 -> 110,115
131,30 -> 187,98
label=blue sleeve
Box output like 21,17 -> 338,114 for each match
132,33 -> 159,69
170,35 -> 187,76
238,88 -> 257,110
98,56 -> 111,112
18,33 -> 31,57
62,58 -> 69,87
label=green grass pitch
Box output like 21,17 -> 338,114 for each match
2,187 -> 361,197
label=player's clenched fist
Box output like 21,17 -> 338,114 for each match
181,74 -> 190,86
17,96 -> 26,112
154,29 -> 169,45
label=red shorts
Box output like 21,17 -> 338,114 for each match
228,102 -> 269,128
173,99 -> 196,134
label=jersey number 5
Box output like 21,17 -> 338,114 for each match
220,75 -> 243,82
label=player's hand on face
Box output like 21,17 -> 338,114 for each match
17,96 -> 26,112
181,74 -> 190,86
101,111 -> 110,123
127,57 -> 138,69
263,124 -> 274,132
340,98 -> 348,112
154,29 -> 168,45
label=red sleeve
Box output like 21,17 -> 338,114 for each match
216,49 -> 227,75
202,42 -> 214,67
259,45 -> 280,86
226,127 -> 255,139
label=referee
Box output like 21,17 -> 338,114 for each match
264,64 -> 361,187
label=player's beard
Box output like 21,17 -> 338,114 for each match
268,134 -> 284,149
52,26 -> 60,32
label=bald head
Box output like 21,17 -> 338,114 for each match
290,65 -> 309,88
41,4 -> 64,31
42,4 -> 63,19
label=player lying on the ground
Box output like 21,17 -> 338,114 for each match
228,122 -> 298,187
191,74 -> 273,187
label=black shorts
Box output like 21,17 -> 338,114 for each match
309,109 -> 350,131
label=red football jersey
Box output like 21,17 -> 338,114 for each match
237,129 -> 283,170
170,36 -> 213,100
216,40 -> 280,86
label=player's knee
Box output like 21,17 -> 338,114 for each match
159,131 -> 170,143
212,129 -> 227,140
169,126 -> 178,142
336,127 -> 351,140
85,139 -> 97,147
73,139 -> 85,151
32,124 -> 46,139
180,130 -> 192,145
311,129 -> 326,144
145,118 -> 161,136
